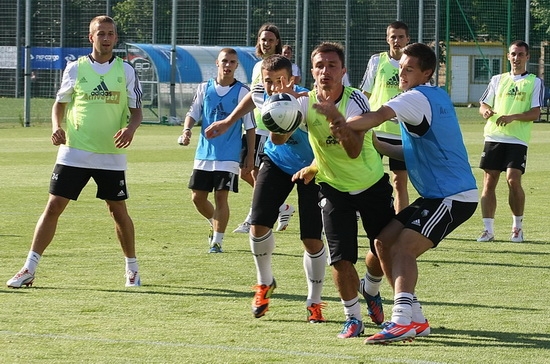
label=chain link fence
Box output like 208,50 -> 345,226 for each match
2,0 -> 548,118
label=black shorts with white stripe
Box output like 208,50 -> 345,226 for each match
396,197 -> 477,247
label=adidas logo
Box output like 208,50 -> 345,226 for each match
91,81 -> 111,96
311,118 -> 322,127
411,219 -> 421,226
117,190 -> 126,197
325,135 -> 339,145
386,72 -> 400,87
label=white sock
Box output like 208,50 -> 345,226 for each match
342,296 -> 362,321
212,232 -> 224,244
125,257 -> 139,272
412,295 -> 427,323
391,292 -> 413,325
303,245 -> 326,306
250,230 -> 275,285
482,218 -> 495,234
363,271 -> 383,296
23,251 -> 41,274
244,208 -> 253,224
513,215 -> 523,230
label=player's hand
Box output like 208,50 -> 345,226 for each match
241,154 -> 254,176
482,108 -> 496,119
51,127 -> 66,146
114,128 -> 135,148
180,129 -> 192,146
291,166 -> 317,185
495,115 -> 514,126
313,95 -> 342,122
205,120 -> 230,139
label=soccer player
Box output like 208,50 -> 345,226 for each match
179,48 -> 255,253
359,21 -> 410,213
7,15 -> 143,288
317,42 -> 478,344
282,44 -> 302,85
232,23 -> 296,234
476,40 -> 543,243
292,42 -> 395,338
203,54 -> 326,322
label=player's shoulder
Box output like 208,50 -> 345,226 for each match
347,87 -> 370,113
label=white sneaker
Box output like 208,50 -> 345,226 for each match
477,230 -> 494,242
7,268 -> 35,288
276,204 -> 295,231
233,222 -> 251,233
125,270 -> 141,287
510,228 -> 524,243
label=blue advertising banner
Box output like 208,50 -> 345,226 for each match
27,47 -> 90,70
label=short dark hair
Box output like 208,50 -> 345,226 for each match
219,47 -> 237,56
388,21 -> 409,37
510,40 -> 529,54
255,23 -> 283,57
262,54 -> 293,78
311,42 -> 345,67
403,43 -> 436,79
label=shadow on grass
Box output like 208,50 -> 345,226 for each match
424,327 -> 550,349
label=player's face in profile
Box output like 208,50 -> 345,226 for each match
398,54 -> 431,91
258,31 -> 279,57
262,69 -> 293,96
89,22 -> 117,56
311,51 -> 345,90
216,52 -> 239,77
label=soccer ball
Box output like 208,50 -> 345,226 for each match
261,93 -> 303,134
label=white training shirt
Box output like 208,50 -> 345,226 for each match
479,72 -> 543,145
55,56 -> 143,171
385,85 -> 478,203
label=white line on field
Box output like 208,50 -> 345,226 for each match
0,330 -> 446,363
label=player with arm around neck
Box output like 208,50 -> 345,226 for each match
317,43 -> 478,344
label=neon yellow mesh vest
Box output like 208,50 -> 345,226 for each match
484,73 -> 536,143
251,61 -> 268,131
371,52 -> 401,136
307,88 -> 385,192
66,57 -> 128,154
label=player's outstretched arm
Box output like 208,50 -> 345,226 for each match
312,99 -> 365,159
205,92 -> 255,139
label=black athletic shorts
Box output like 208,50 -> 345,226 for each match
250,155 -> 323,240
479,141 -> 527,174
396,196 -> 478,247
188,169 -> 239,193
378,137 -> 406,171
319,174 -> 395,265
49,164 -> 129,201
240,133 -> 268,169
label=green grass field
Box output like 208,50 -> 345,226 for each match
1,103 -> 549,363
